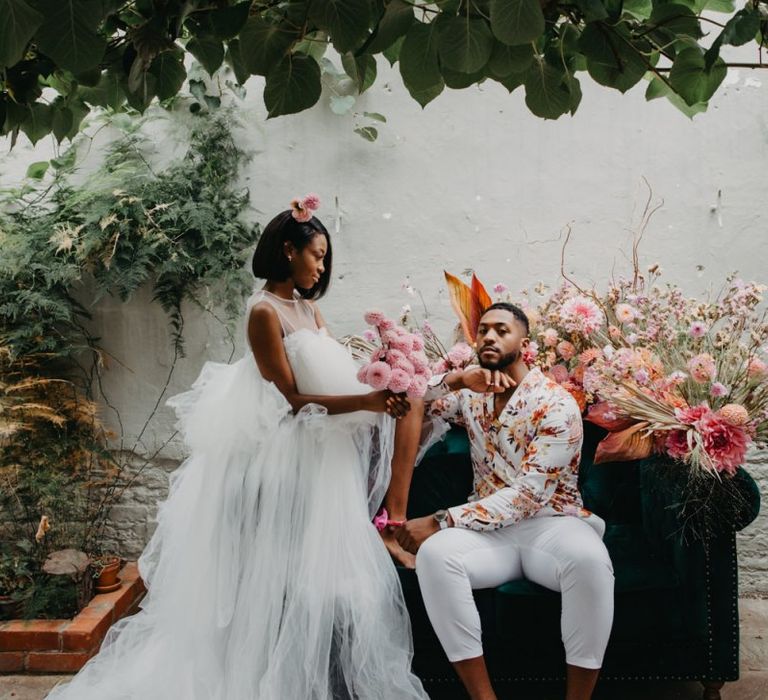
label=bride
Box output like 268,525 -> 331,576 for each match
46,196 -> 428,699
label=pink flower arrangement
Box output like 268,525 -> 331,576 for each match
358,311 -> 431,398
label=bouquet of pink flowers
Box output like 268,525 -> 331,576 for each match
356,311 -> 432,398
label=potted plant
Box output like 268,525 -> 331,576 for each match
90,553 -> 122,593
0,546 -> 34,620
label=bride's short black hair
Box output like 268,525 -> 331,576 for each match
251,210 -> 332,300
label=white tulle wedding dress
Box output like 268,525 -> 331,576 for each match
47,290 -> 428,700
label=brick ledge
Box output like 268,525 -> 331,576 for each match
0,562 -> 146,673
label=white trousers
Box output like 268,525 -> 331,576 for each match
415,514 -> 615,669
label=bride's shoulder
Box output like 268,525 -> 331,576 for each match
247,300 -> 281,331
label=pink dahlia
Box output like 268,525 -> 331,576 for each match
393,358 -> 415,376
687,353 -> 716,383
366,361 -> 392,390
447,342 -> 474,368
698,413 -> 750,475
410,353 -> 430,374
560,296 -> 603,335
388,368 -> 412,394
406,374 -> 428,398
356,365 -> 369,384
411,335 -> 425,353
362,329 -> 377,343
364,310 -> 387,327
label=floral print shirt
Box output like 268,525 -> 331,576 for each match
425,367 -> 589,531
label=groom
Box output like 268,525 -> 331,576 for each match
395,303 -> 615,700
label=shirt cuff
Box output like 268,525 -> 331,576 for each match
424,372 -> 451,402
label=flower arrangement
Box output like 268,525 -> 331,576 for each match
488,272 -> 767,478
356,311 -> 432,398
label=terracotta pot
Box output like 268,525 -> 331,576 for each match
93,557 -> 121,593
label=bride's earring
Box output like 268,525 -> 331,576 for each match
287,255 -> 292,262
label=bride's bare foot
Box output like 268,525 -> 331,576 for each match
380,526 -> 416,569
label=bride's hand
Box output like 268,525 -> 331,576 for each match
364,390 -> 411,418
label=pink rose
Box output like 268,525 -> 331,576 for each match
411,335 -> 425,353
379,318 -> 395,332
357,365 -> 369,384
556,340 -> 576,361
406,374 -> 428,398
365,361 -> 392,390
362,329 -> 377,343
364,310 -> 386,327
388,368 -> 412,394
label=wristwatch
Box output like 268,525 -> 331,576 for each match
433,509 -> 450,530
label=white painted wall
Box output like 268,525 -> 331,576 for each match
2,57 -> 766,593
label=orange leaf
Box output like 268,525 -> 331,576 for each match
444,270 -> 476,343
594,422 -> 653,464
585,402 -> 636,432
444,271 -> 492,343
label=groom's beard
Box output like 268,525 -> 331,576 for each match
478,349 -> 519,371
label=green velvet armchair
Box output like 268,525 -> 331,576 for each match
399,423 -> 761,700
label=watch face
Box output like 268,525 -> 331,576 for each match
435,510 -> 447,522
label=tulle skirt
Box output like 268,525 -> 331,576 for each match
47,347 -> 427,699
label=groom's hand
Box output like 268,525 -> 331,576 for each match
395,515 -> 440,554
460,366 -> 515,394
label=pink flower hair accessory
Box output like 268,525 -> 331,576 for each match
290,193 -> 321,223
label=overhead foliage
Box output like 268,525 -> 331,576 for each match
1,0 -> 766,139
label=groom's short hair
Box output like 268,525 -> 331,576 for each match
480,303 -> 530,336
